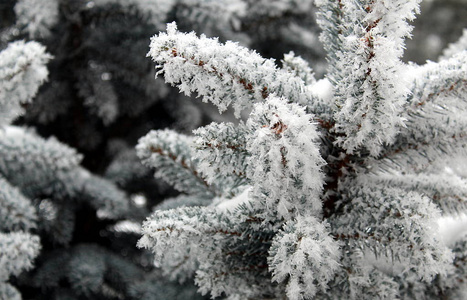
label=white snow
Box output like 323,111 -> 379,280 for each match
216,187 -> 251,212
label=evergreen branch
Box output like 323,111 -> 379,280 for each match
32,244 -> 145,297
321,251 -> 400,299
137,129 -> 216,197
0,232 -> 41,281
172,0 -> 246,38
73,170 -> 131,218
331,182 -> 453,280
196,263 -> 278,299
0,126 -> 129,219
150,219 -> 272,244
317,0 -> 420,156
413,79 -> 467,108
148,145 -> 210,188
315,0 -> 345,70
369,133 -> 467,175
405,237 -> 467,298
166,46 -> 270,100
359,172 -> 467,215
406,51 -> 467,109
148,22 -> 326,119
0,41 -> 52,126
211,264 -> 269,277
268,216 -> 340,300
1,61 -> 31,82
281,51 -> 316,85
0,176 -> 37,232
194,122 -> 251,197
440,28 -> 467,60
140,200 -> 227,239
0,282 -> 22,300
396,52 -> 467,150
154,194 -> 213,211
36,200 -> 76,245
138,206 -> 237,286
139,206 -> 279,298
174,0 -> 315,39
152,225 -> 242,238
0,126 -> 82,196
451,238 -> 467,281
76,64 -> 119,125
246,96 -> 325,222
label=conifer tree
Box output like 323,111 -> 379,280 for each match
136,1 -> 467,299
1,0 -> 467,299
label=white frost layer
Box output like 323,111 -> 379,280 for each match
310,78 -> 333,104
438,214 -> 467,247
216,187 -> 251,212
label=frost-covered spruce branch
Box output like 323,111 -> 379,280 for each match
316,0 -> 420,156
137,129 -> 216,197
441,28 -> 467,60
0,232 -> 41,299
147,22 -> 332,121
399,52 -> 467,146
193,121 -> 250,197
0,40 -> 51,126
0,126 -> 129,219
138,1 -> 467,299
370,51 -> 467,176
